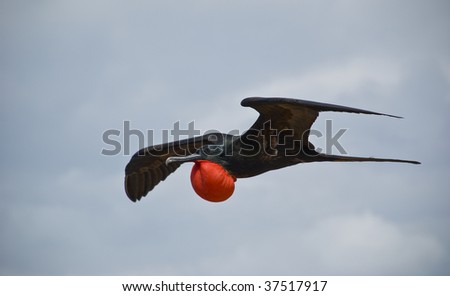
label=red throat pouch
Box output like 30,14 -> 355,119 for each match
190,160 -> 236,202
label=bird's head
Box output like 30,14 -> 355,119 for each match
166,145 -> 236,202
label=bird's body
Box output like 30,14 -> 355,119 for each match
125,97 -> 420,202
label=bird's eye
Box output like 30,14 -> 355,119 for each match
203,145 -> 223,156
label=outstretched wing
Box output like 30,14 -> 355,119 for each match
240,97 -> 400,147
125,133 -> 225,202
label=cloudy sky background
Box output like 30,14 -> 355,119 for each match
1,0 -> 449,275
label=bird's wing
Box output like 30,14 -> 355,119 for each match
240,97 -> 400,147
125,133 -> 225,202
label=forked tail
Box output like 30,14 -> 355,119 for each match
308,153 -> 420,165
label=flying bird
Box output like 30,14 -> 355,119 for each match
125,97 -> 420,202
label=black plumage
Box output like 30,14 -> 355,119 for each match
125,97 -> 420,202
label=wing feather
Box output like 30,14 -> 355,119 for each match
125,133 -> 225,202
240,97 -> 400,146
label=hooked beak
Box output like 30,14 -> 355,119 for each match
165,153 -> 202,165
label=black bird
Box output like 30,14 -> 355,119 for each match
125,97 -> 420,202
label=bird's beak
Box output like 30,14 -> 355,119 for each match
166,153 -> 202,165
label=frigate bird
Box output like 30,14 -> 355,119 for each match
124,97 -> 420,202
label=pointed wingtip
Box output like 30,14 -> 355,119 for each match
124,174 -> 140,202
241,97 -> 405,119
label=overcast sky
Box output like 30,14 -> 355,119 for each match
1,0 -> 449,275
